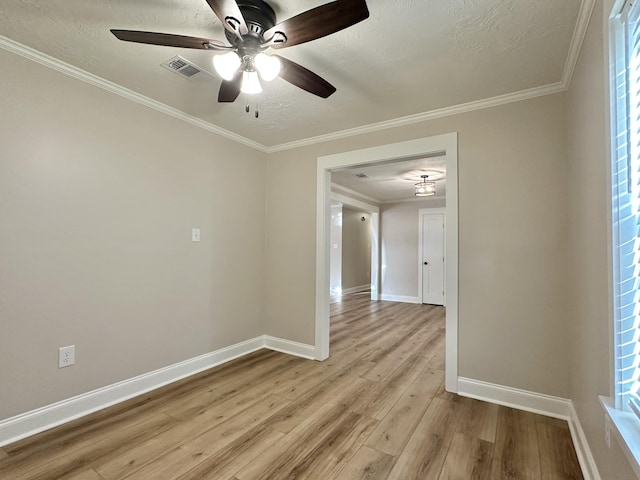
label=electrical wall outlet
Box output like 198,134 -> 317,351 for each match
58,345 -> 75,368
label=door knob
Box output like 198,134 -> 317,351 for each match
424,262 -> 428,265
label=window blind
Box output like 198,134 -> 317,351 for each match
614,0 -> 640,413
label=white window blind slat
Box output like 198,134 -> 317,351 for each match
613,0 -> 640,414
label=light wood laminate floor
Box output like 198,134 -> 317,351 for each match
0,294 -> 583,479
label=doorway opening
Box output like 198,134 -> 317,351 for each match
315,133 -> 459,393
329,193 -> 380,302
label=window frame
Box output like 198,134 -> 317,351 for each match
610,0 -> 640,415
605,0 -> 640,475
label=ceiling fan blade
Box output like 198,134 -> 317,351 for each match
110,30 -> 231,50
264,0 -> 369,49
218,72 -> 242,102
205,0 -> 249,36
275,55 -> 336,98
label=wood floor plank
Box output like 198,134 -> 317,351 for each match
268,353 -> 372,401
536,415 -> 571,430
331,446 -> 396,480
95,394 -> 289,479
361,320 -> 439,382
62,469 -> 105,480
387,397 -> 459,480
0,448 -> 7,460
333,323 -> 412,364
285,412 -> 379,480
268,360 -> 335,399
365,368 -> 443,455
235,403 -> 360,480
490,407 -> 542,480
119,394 -> 290,479
354,349 -> 432,420
160,353 -> 303,421
332,307 -> 421,356
0,411 -> 177,480
175,424 -> 285,480
455,396 -> 500,443
537,423 -> 583,480
264,371 -> 374,434
429,343 -> 446,370
438,432 -> 494,480
4,397 -> 167,458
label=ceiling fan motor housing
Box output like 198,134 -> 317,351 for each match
225,0 -> 276,45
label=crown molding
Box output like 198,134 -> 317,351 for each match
265,82 -> 566,153
562,0 -> 596,89
0,35 -> 267,153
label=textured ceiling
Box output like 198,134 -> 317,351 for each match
0,0 -> 584,149
332,157 -> 447,203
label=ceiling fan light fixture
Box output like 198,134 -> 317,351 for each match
255,53 -> 281,81
241,70 -> 263,94
415,175 -> 436,197
110,0 -> 370,103
213,51 -> 241,80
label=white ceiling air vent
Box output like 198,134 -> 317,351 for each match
161,56 -> 215,83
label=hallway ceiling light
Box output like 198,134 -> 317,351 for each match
415,175 -> 436,197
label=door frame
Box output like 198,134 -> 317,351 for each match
316,133 -> 459,393
418,207 -> 446,305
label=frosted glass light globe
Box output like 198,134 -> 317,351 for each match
255,53 -> 281,82
241,71 -> 262,94
213,51 -> 241,81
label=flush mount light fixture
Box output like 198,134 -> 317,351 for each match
415,175 -> 436,197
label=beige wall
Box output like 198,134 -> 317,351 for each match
566,0 -> 638,477
0,49 -> 266,419
341,207 -> 370,290
381,200 -> 444,298
266,93 -> 571,397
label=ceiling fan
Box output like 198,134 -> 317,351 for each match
111,0 -> 369,103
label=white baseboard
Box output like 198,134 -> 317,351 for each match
0,335 -> 315,447
568,402 -> 602,480
341,284 -> 370,295
458,377 -> 600,480
264,336 -> 316,360
458,377 -> 571,419
380,294 -> 420,304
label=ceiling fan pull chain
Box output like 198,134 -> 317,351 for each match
245,104 -> 250,113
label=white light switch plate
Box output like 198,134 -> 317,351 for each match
192,228 -> 201,242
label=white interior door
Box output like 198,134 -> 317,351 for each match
422,213 -> 445,305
